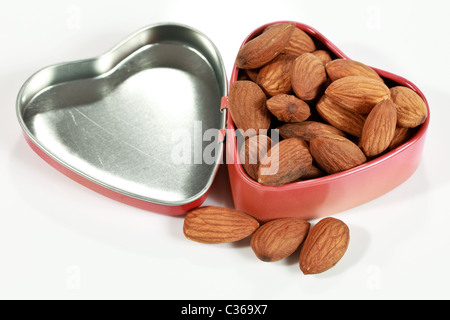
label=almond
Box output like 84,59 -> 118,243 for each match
309,134 -> 367,174
390,86 -> 428,128
389,126 -> 415,150
236,23 -> 295,69
311,50 -> 332,65
277,121 -> 346,142
291,53 -> 327,101
228,80 -> 271,135
325,76 -> 391,114
251,218 -> 310,262
299,164 -> 325,180
316,94 -> 366,137
267,94 -> 311,123
325,59 -> 383,82
239,135 -> 272,181
245,68 -> 260,82
360,99 -> 397,157
299,217 -> 350,275
258,137 -> 312,186
183,206 -> 259,244
282,27 -> 316,56
257,54 -> 296,96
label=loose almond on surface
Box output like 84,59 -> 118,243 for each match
251,218 -> 310,262
267,94 -> 311,123
239,134 -> 272,181
236,23 -> 295,69
258,137 -> 312,186
390,86 -> 428,128
183,206 -> 259,244
277,121 -> 346,142
360,99 -> 397,157
228,80 -> 271,135
325,59 -> 383,82
316,94 -> 366,137
325,76 -> 390,115
309,134 -> 367,174
299,217 -> 350,275
291,53 -> 327,101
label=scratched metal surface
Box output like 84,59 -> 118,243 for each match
17,23 -> 228,205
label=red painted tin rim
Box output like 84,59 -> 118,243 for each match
228,20 -> 430,191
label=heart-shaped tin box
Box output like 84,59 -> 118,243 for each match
16,21 -> 430,221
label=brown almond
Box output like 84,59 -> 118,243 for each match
389,126 -> 415,150
251,218 -> 310,262
257,54 -> 296,96
277,121 -> 346,142
245,68 -> 260,82
228,80 -> 271,135
360,99 -> 397,157
239,135 -> 272,181
258,138 -> 312,186
309,134 -> 367,174
325,76 -> 391,114
299,217 -> 350,275
291,53 -> 327,101
325,59 -> 383,82
183,206 -> 259,244
316,94 -> 366,137
311,50 -> 332,65
390,86 -> 428,128
282,27 -> 316,56
300,164 -> 325,180
267,94 -> 311,123
236,23 -> 295,69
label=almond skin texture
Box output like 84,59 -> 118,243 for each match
299,164 -> 325,180
282,27 -> 316,56
267,94 -> 311,123
236,23 -> 295,69
258,138 -> 312,186
183,206 -> 259,244
309,134 -> 367,174
299,217 -> 350,275
245,68 -> 260,82
291,53 -> 327,101
257,54 -> 296,96
360,99 -> 397,157
239,135 -> 272,181
389,126 -> 415,150
325,76 -> 391,115
311,50 -> 333,65
228,80 -> 271,135
390,86 -> 428,128
325,59 -> 383,82
277,121 -> 346,142
316,94 -> 366,137
251,218 -> 310,262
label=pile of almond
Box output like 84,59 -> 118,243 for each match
183,206 -> 350,275
230,22 -> 428,186
182,23 -> 428,276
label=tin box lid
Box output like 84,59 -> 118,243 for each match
16,23 -> 228,213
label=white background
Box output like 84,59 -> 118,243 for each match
1,0 -> 449,300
